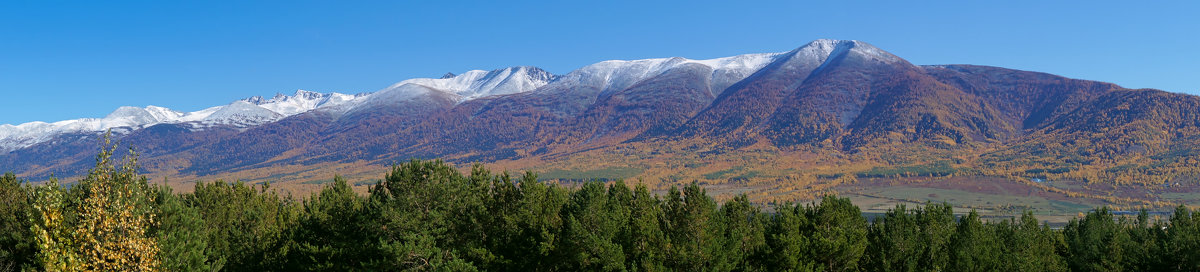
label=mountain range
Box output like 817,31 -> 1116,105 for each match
4,39 -> 1198,193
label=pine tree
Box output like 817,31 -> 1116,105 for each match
809,196 -> 867,272
948,210 -> 1001,271
291,176 -> 371,271
365,160 -> 479,270
764,202 -> 818,272
188,180 -> 297,271
1063,207 -> 1131,272
662,183 -> 719,270
557,181 -> 626,271
713,194 -> 766,271
623,183 -> 667,271
153,186 -> 220,272
997,212 -> 1067,271
1123,209 -> 1164,270
915,203 -> 955,271
0,172 -> 36,271
864,204 -> 922,272
1164,205 -> 1200,270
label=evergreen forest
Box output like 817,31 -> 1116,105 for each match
3,142 -> 1200,271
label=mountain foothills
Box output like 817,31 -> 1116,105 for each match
3,39 -> 1199,198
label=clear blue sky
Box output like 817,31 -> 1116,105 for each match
2,1 -> 1197,125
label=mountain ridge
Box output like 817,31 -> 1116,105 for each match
2,39 -> 1197,193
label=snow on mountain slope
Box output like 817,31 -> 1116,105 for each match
0,67 -> 550,152
0,40 -> 884,153
323,66 -> 556,116
0,90 -> 363,152
248,90 -> 364,116
774,39 -> 904,75
0,105 -> 208,152
201,101 -> 283,127
694,53 -> 783,94
537,40 -> 892,100
350,84 -> 445,110
538,52 -> 783,98
369,66 -> 555,103
102,106 -> 182,128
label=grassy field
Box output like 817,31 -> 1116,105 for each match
538,166 -> 645,182
139,138 -> 1200,227
830,176 -> 1192,226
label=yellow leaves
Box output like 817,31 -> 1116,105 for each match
30,180 -> 83,272
28,132 -> 162,271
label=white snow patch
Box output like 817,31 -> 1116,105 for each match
540,52 -> 783,97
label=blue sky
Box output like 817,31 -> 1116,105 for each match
1,1 -> 1197,125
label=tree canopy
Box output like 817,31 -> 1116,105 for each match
2,141 -> 1200,271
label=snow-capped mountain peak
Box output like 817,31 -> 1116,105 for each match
251,89 -> 360,116
202,100 -> 282,127
539,51 -> 783,97
328,66 -> 558,116
778,39 -> 904,70
0,90 -> 367,152
377,66 -> 556,102
0,105 -> 192,153
104,106 -> 183,125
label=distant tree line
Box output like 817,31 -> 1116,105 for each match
3,142 -> 1200,271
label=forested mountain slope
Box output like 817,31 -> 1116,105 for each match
1,39 -> 1197,192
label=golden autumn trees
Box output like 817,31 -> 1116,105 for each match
74,139 -> 159,271
29,178 -> 79,271
29,133 -> 160,271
